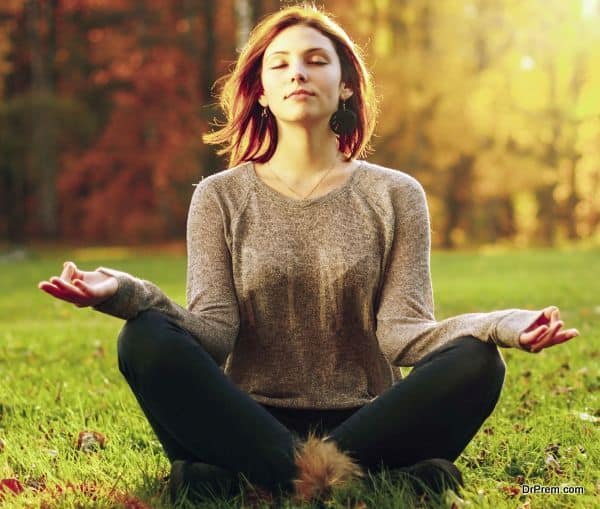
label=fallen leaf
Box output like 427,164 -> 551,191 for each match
0,478 -> 24,499
93,341 -> 105,358
544,443 -> 561,457
76,431 -> 106,452
500,484 -> 520,497
512,423 -> 532,433
24,475 -> 46,491
112,492 -> 153,509
552,385 -> 574,395
545,453 -> 564,475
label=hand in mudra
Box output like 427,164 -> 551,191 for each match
38,261 -> 118,308
518,306 -> 579,353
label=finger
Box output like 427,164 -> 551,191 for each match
544,305 -> 558,321
60,261 -> 73,281
554,332 -> 578,346
72,278 -> 93,296
530,321 -> 564,352
548,328 -> 579,344
550,307 -> 561,325
39,282 -> 85,306
520,325 -> 549,344
50,276 -> 88,299
533,320 -> 564,347
536,331 -> 577,351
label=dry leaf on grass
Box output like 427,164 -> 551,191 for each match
544,453 -> 564,475
75,430 -> 106,452
0,478 -> 24,500
500,484 -> 521,497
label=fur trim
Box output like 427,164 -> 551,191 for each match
291,431 -> 364,503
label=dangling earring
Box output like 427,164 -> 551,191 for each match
329,99 -> 357,136
258,105 -> 269,132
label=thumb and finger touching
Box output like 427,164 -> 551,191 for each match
520,305 -> 580,352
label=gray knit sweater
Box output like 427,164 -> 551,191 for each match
92,160 -> 544,409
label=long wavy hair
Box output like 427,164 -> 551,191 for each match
202,3 -> 379,167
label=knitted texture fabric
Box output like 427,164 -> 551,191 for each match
93,160 -> 544,409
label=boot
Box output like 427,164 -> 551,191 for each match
393,458 -> 464,496
169,460 -> 240,504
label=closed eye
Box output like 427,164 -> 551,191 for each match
270,61 -> 328,69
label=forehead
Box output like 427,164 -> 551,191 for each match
264,24 -> 336,58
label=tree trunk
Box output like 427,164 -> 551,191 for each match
564,153 -> 581,240
27,0 -> 58,239
441,153 -> 474,249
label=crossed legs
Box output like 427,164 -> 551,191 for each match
116,309 -> 506,492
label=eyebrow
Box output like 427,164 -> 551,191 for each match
265,47 -> 331,60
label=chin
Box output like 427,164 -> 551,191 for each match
279,113 -> 329,127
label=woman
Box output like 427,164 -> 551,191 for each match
39,4 -> 580,506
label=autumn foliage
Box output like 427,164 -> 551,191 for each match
1,0 -> 599,247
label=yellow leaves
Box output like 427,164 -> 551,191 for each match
510,65 -> 550,111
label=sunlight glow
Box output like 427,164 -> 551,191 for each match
581,0 -> 599,18
520,55 -> 536,70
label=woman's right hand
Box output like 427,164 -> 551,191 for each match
38,261 -> 118,308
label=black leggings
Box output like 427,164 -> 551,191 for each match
116,309 -> 506,492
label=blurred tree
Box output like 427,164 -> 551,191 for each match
27,0 -> 59,239
1,0 -> 599,245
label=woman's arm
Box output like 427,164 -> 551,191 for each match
94,178 -> 239,364
374,175 -> 549,367
89,179 -> 240,366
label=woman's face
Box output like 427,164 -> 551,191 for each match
259,24 -> 352,127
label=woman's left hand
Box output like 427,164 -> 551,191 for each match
518,306 -> 579,353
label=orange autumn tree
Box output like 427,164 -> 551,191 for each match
58,0 -> 239,243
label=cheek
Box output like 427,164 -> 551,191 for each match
320,68 -> 343,95
260,73 -> 283,99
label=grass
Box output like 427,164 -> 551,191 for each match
0,245 -> 598,508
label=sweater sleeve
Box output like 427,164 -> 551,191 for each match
91,180 -> 240,366
374,176 -> 545,367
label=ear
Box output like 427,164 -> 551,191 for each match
258,86 -> 268,107
339,83 -> 353,101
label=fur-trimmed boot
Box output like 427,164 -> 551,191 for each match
289,431 -> 365,504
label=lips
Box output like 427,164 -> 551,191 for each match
286,89 -> 314,99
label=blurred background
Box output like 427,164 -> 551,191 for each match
0,0 -> 599,249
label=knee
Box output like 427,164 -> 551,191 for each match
457,336 -> 506,391
117,309 -> 171,376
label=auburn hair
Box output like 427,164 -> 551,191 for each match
202,3 -> 379,167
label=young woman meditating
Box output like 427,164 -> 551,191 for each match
39,4 -> 579,506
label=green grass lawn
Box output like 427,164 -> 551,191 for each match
0,246 -> 598,508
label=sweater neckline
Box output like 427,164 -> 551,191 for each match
245,159 -> 364,207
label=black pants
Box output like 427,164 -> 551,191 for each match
116,309 -> 505,492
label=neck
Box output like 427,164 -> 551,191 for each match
267,121 -> 341,184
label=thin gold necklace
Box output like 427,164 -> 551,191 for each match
266,158 -> 338,200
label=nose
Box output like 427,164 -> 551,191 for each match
291,71 -> 307,83
289,60 -> 308,83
